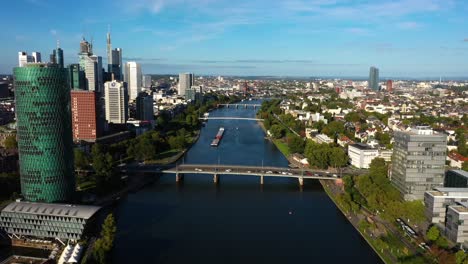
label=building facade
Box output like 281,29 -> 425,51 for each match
71,91 -> 101,142
445,170 -> 468,188
136,92 -> 154,122
14,64 -> 75,202
445,203 -> 468,244
369,66 -> 379,91
348,143 -> 379,169
391,126 -> 447,201
424,188 -> 468,225
178,73 -> 194,96
67,64 -> 85,90
18,52 -> 34,67
124,62 -> 142,101
142,75 -> 152,88
104,80 -> 128,124
0,201 -> 100,241
386,80 -> 393,92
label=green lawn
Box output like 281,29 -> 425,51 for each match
273,139 -> 291,157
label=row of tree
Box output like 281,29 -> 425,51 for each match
304,140 -> 348,169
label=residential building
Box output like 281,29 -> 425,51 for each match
124,62 -> 142,101
14,63 -> 75,202
369,66 -> 379,91
71,90 -> 101,142
424,187 -> 468,225
104,80 -> 128,124
448,152 -> 468,169
178,73 -> 194,96
314,134 -> 333,144
378,149 -> 393,162
391,126 -> 447,201
348,143 -> 379,169
0,201 -> 100,241
18,52 -> 34,67
445,170 -> 468,188
136,92 -> 154,122
445,203 -> 468,244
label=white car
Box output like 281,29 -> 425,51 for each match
194,168 -> 203,172
247,170 -> 251,173
281,172 -> 287,175
266,171 -> 273,174
225,169 -> 232,172
287,172 -> 293,175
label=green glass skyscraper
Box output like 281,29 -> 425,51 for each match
14,63 -> 75,202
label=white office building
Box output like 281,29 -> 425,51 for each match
104,80 -> 128,124
18,52 -> 35,67
80,56 -> 98,92
446,203 -> 468,245
124,62 -> 142,101
31,52 -> 41,63
178,73 -> 194,96
424,188 -> 468,225
348,143 -> 379,169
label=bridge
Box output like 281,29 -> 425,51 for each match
127,164 -> 344,186
218,104 -> 262,109
199,117 -> 264,121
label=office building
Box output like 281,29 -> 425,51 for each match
14,63 -> 75,202
391,126 -> 447,201
348,143 -> 379,169
136,92 -> 154,121
90,55 -> 103,93
107,31 -> 122,81
105,80 -> 128,124
31,52 -> 41,63
369,66 -> 379,91
78,38 -> 98,92
67,64 -> 85,90
124,62 -> 142,101
18,52 -> 34,67
0,201 -> 100,241
143,75 -> 152,88
50,45 -> 64,69
424,187 -> 468,225
445,170 -> 468,188
178,73 -> 194,96
0,82 -> 9,98
446,203 -> 468,244
71,90 -> 101,142
386,80 -> 393,92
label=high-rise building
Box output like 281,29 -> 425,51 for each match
78,38 -> 99,92
391,126 -> 447,201
106,31 -> 123,81
67,64 -> 85,90
368,66 -> 379,91
13,63 -> 75,202
91,55 -> 103,93
142,75 -> 152,88
136,92 -> 154,121
386,80 -> 393,92
124,62 -> 142,101
18,52 -> 34,67
178,73 -> 194,96
71,90 -> 101,142
31,52 -> 41,63
104,80 -> 128,124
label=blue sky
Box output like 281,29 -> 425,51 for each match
1,0 -> 468,77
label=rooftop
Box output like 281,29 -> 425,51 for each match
1,201 -> 101,220
350,143 -> 375,150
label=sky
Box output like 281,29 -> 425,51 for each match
1,0 -> 468,77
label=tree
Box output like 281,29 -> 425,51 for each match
269,125 -> 285,139
312,120 -> 325,133
329,147 -> 349,169
455,250 -> 466,264
92,214 -> 116,264
463,161 -> 468,172
435,235 -> 449,249
288,135 -> 305,154
426,225 -> 440,242
4,134 -> 17,150
456,129 -> 468,156
322,121 -> 345,138
74,148 -> 89,170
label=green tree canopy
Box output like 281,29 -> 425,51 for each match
427,225 -> 440,242
288,135 -> 305,154
4,134 -> 17,150
74,148 -> 89,170
269,124 -> 285,139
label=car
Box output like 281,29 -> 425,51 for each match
225,169 -> 232,172
266,171 -> 273,174
326,171 -> 330,174
287,172 -> 293,175
306,171 -> 313,176
247,170 -> 251,173
333,174 -> 338,177
281,172 -> 287,175
194,168 -> 202,172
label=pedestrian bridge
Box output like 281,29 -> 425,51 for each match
160,164 -> 341,186
199,117 -> 264,121
218,104 -> 261,109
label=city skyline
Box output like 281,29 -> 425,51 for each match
1,0 -> 468,77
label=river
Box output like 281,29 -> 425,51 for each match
112,100 -> 382,263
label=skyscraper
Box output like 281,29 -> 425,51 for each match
136,92 -> 154,121
14,63 -> 75,202
124,62 -> 142,101
387,80 -> 393,93
79,38 -> 98,91
107,30 -> 123,81
104,80 -> 128,124
31,52 -> 41,63
18,52 -> 34,67
71,90 -> 101,142
50,42 -> 64,68
391,126 -> 447,201
368,66 -> 379,91
178,73 -> 194,96
91,55 -> 103,93
67,64 -> 85,90
142,75 -> 152,88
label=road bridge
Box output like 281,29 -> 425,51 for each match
218,104 -> 261,109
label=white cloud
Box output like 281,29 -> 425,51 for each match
397,21 -> 422,29
50,29 -> 58,36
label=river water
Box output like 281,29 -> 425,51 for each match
112,100 -> 382,263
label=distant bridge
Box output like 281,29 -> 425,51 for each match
218,104 -> 262,109
199,117 -> 264,121
130,164 -> 343,186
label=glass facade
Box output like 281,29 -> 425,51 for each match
14,64 -> 75,202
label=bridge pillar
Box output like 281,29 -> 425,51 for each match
260,175 -> 264,185
244,104 -> 247,109
176,173 -> 184,182
213,174 -> 219,184
298,177 -> 304,186
236,104 -> 238,109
